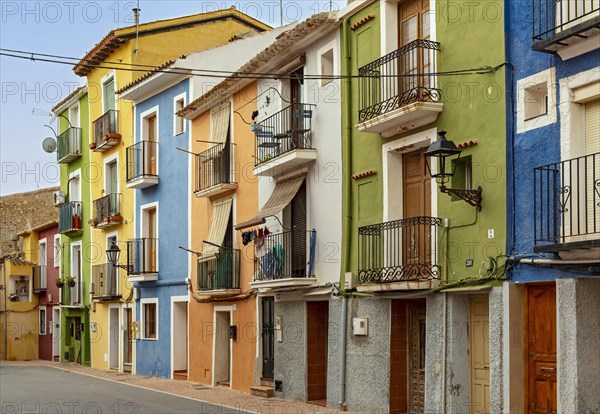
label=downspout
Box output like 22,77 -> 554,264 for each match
2,264 -> 7,360
338,14 -> 353,412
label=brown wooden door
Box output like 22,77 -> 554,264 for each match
527,285 -> 557,413
402,149 -> 432,267
125,308 -> 132,365
147,115 -> 157,175
470,296 -> 490,414
398,0 -> 431,95
147,208 -> 157,272
409,300 -> 426,413
307,301 -> 328,406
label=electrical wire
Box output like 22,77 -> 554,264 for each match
0,48 -> 505,81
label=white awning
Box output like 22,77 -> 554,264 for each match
235,175 -> 305,230
211,103 -> 230,145
203,198 -> 233,256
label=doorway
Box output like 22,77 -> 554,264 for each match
213,308 -> 232,387
123,307 -> 133,372
108,306 -> 120,370
526,285 -> 557,413
52,307 -> 60,361
261,297 -> 275,380
390,299 -> 426,414
172,299 -> 188,380
469,296 -> 490,414
307,301 -> 328,406
145,207 -> 157,273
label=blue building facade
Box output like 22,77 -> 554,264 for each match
127,79 -> 190,379
505,1 -> 600,411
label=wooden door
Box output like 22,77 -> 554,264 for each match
402,149 -> 432,268
124,308 -> 133,366
390,300 -> 409,414
147,208 -> 157,272
261,297 -> 275,379
526,285 -> 557,413
408,300 -> 426,413
398,0 -> 431,94
307,301 -> 328,406
469,296 -> 490,414
147,115 -> 157,175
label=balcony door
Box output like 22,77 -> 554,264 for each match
146,114 -> 157,176
402,149 -> 432,269
145,208 -> 157,273
398,0 -> 431,95
291,181 -> 307,277
103,77 -> 115,113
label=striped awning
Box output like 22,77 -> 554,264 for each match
211,103 -> 230,145
235,175 -> 305,230
203,198 -> 233,256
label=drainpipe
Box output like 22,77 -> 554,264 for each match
338,14 -> 353,412
441,292 -> 447,413
2,263 -> 6,360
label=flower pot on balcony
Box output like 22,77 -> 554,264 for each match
65,277 -> 76,287
72,215 -> 81,230
89,143 -> 97,150
55,278 -> 64,288
89,219 -> 98,227
109,215 -> 122,222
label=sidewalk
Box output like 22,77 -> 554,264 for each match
0,360 -> 357,414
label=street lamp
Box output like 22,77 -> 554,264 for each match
106,241 -> 131,272
425,130 -> 483,211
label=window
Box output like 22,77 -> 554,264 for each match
174,94 -> 186,135
524,82 -> 549,120
452,156 -> 473,201
53,234 -> 61,268
319,48 -> 334,86
141,108 -> 159,176
39,307 -> 47,335
39,240 -> 47,266
103,76 -> 116,112
69,104 -> 79,128
141,300 -> 158,339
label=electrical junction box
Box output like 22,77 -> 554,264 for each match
353,318 -> 368,336
344,272 -> 355,290
90,322 -> 97,332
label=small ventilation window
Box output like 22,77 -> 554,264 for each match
524,82 -> 549,121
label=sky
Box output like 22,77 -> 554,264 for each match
0,0 -> 347,196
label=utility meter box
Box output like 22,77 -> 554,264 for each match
353,318 -> 368,336
344,272 -> 355,290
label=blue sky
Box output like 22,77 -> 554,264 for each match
0,0 -> 346,195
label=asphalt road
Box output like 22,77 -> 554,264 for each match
0,366 -> 250,414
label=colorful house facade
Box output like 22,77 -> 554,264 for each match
72,7 -> 271,374
52,86 -> 92,366
505,0 -> 600,411
340,1 -> 506,412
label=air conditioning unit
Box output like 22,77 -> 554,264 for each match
53,191 -> 66,207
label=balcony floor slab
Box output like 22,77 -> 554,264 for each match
194,182 -> 237,199
127,273 -> 158,283
357,279 -> 439,292
251,277 -> 318,289
126,176 -> 159,190
357,102 -> 443,137
253,149 -> 317,177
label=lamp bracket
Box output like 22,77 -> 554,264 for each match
439,185 -> 483,211
114,264 -> 133,273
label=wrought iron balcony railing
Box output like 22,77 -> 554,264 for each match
58,202 -> 82,234
91,263 -> 120,300
33,265 -> 47,293
57,127 -> 82,163
254,230 -> 317,281
126,238 -> 158,275
532,0 -> 600,51
126,141 -> 158,182
534,152 -> 600,251
358,39 -> 441,123
92,109 -> 120,150
197,248 -> 240,291
61,281 -> 83,306
253,103 -> 315,166
92,193 -> 121,227
358,217 -> 441,284
195,143 -> 233,192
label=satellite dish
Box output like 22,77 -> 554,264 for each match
42,137 -> 57,153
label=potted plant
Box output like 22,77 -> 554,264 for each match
89,142 -> 97,150
55,278 -> 64,288
89,218 -> 98,227
64,276 -> 76,287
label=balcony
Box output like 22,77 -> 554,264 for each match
251,230 -> 317,289
126,238 -> 158,282
357,217 -> 441,292
61,282 -> 83,307
194,143 -> 237,198
92,110 -> 120,152
197,248 -> 240,296
92,193 -> 122,229
58,202 -> 82,235
57,127 -> 82,163
357,39 -> 442,137
253,103 -> 317,177
126,141 -> 159,189
532,0 -> 600,58
91,263 -> 121,301
534,152 -> 600,259
33,265 -> 47,293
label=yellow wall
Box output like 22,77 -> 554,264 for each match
85,15 -> 269,371
1,261 -> 39,360
21,232 -> 39,264
189,83 -> 259,392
